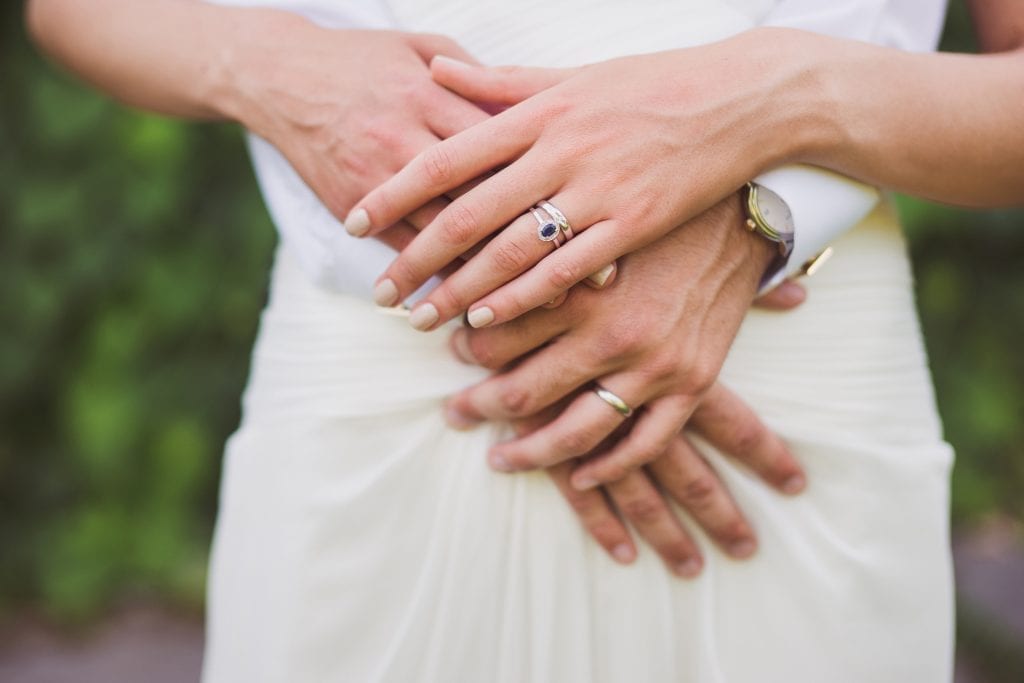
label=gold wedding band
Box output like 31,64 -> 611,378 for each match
593,384 -> 633,418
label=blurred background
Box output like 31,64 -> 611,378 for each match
1,1 -> 1022,681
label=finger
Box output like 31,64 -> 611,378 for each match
547,462 -> 637,565
689,383 -> 806,494
409,191 -> 602,329
448,309 -> 569,371
431,57 -> 577,106
469,218 -> 635,326
404,198 -> 448,231
373,221 -> 425,254
570,395 -> 694,490
446,328 -> 615,426
753,280 -> 807,310
605,469 -> 703,578
370,150 -> 558,317
647,436 -> 758,560
486,375 -> 649,472
421,85 -> 492,139
345,110 -> 535,237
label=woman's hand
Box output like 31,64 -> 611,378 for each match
441,195 -> 784,489
346,30 -> 815,324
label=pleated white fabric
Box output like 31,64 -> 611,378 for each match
204,202 -> 953,682
204,1 -> 954,680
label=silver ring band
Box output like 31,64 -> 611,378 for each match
531,207 -> 564,247
539,201 -> 574,241
593,384 -> 633,418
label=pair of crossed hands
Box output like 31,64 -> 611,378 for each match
242,25 -> 809,578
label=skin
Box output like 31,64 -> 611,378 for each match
346,6 -> 1024,486
25,0 -> 808,576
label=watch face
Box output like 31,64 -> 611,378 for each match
754,185 -> 795,236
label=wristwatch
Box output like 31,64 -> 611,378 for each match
743,181 -> 795,259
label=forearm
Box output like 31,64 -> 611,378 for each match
25,0 -> 288,122
788,30 -> 1024,207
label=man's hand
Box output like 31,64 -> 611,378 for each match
222,19 -> 491,251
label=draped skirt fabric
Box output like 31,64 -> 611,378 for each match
203,202 -> 954,682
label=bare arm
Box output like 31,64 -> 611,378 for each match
797,2 -> 1024,207
25,0 -> 252,120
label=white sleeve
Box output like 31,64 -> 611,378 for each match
754,0 -> 947,286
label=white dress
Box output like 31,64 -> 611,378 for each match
202,1 -> 955,681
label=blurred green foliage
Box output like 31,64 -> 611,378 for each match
0,0 -> 1022,628
1,4 -> 274,619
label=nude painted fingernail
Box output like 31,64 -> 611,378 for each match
444,403 -> 482,430
345,208 -> 371,236
489,451 -> 513,472
782,474 -> 806,495
449,330 -> 477,364
572,476 -> 599,491
467,306 -> 494,328
612,544 -> 635,564
432,55 -> 470,70
729,539 -> 757,559
587,262 -> 616,287
373,278 -> 399,307
409,303 -> 440,331
675,558 -> 703,578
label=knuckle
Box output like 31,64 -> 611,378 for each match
441,202 -> 481,245
490,238 -> 531,274
732,421 -> 768,457
546,260 -> 581,292
363,119 -> 405,156
719,519 -> 752,544
620,496 -> 663,525
422,144 -> 456,186
588,518 -> 625,547
497,384 -> 533,417
682,474 -> 718,508
686,360 -> 718,396
553,428 -> 595,458
642,351 -> 683,383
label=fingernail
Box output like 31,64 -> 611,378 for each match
345,208 -> 371,237
432,55 -> 470,70
587,262 -> 616,287
373,278 -> 399,307
467,306 -> 494,328
729,539 -> 757,559
450,330 -> 476,364
572,475 -> 599,491
675,558 -> 703,578
782,474 -> 806,495
444,403 -> 482,430
489,451 -> 513,472
409,303 -> 440,331
612,544 -> 635,564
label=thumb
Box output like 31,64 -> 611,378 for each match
753,280 -> 807,311
431,56 -> 577,106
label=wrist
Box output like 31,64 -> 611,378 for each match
733,28 -> 847,172
202,7 -> 310,130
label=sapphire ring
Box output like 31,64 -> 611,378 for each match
539,201 -> 574,241
531,206 -> 564,247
